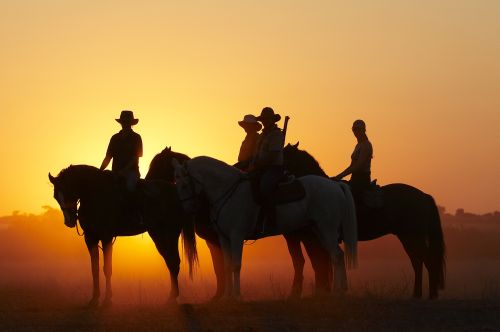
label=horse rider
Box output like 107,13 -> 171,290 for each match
100,110 -> 143,192
332,119 -> 373,201
249,107 -> 285,228
234,114 -> 262,171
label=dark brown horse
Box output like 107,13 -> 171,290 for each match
283,142 -> 446,299
49,164 -> 197,306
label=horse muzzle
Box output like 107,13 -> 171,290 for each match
62,209 -> 77,228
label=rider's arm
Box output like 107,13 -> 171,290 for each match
100,156 -> 112,171
334,144 -> 371,180
334,163 -> 354,180
100,136 -> 115,171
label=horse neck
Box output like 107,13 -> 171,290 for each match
67,166 -> 106,200
147,151 -> 190,181
286,150 -> 328,177
189,157 -> 242,203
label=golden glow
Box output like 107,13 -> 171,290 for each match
1,0 -> 499,220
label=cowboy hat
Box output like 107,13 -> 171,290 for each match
238,114 -> 262,130
115,110 -> 139,125
256,107 -> 281,123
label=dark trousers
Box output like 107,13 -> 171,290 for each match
349,171 -> 371,203
259,166 -> 283,205
255,166 -> 283,232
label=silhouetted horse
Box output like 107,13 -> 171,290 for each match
147,147 -> 352,299
284,143 -> 446,299
49,165 -> 197,306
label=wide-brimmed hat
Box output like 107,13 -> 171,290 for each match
238,114 -> 262,130
256,107 -> 281,123
116,110 -> 139,125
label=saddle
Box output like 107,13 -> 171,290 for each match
111,177 -> 145,231
361,180 -> 384,208
250,172 -> 306,206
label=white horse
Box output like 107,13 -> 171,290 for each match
173,156 -> 357,299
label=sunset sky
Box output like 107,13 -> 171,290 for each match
1,0 -> 499,216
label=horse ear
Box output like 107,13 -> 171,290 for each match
168,146 -> 171,151
48,173 -> 56,184
293,141 -> 299,148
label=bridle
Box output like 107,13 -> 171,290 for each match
55,187 -> 81,232
176,170 -> 203,207
176,165 -> 243,223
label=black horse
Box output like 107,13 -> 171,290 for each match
146,147 -> 351,299
49,164 -> 197,306
284,142 -> 446,299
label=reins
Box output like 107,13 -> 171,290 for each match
210,176 -> 243,224
186,170 -> 243,225
72,200 -> 117,250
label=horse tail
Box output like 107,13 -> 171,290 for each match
181,214 -> 199,279
427,195 -> 446,289
338,182 -> 358,268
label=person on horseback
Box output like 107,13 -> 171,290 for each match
249,107 -> 285,229
235,114 -> 262,171
100,110 -> 143,192
332,119 -> 373,200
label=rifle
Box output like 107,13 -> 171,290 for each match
282,116 -> 290,142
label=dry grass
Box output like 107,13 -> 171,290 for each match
0,287 -> 499,332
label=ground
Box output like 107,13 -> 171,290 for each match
1,287 -> 498,332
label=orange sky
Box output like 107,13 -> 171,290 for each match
0,1 -> 499,216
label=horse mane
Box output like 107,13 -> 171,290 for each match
56,164 -> 114,190
284,144 -> 328,177
188,156 -> 242,187
147,147 -> 191,181
57,164 -> 103,181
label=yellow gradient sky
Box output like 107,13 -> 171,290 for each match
1,1 -> 499,216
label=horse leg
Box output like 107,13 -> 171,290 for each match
150,231 -> 180,303
206,239 -> 225,301
398,235 -> 424,299
230,238 -> 244,300
102,238 -> 114,307
302,234 -> 332,295
332,245 -> 347,293
424,258 -> 438,300
218,235 -> 233,298
85,235 -> 100,307
284,234 -> 305,299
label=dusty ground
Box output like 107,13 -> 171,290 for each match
0,286 -> 499,332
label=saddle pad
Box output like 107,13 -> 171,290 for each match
273,179 -> 306,205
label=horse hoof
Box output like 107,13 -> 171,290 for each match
219,295 -> 240,303
102,299 -> 113,308
209,294 -> 223,303
87,298 -> 99,308
165,297 -> 178,305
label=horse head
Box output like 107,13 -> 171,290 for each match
171,158 -> 202,214
49,170 -> 79,228
146,146 -> 190,182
